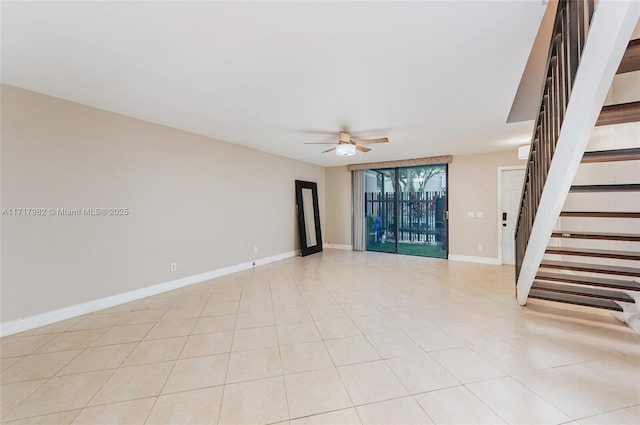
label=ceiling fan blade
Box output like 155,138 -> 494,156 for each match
296,129 -> 343,136
304,142 -> 338,145
322,147 -> 337,153
355,145 -> 371,153
353,137 -> 389,144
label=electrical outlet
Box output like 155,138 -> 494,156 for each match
478,245 -> 483,252
170,262 -> 177,272
253,246 -> 258,253
476,211 -> 484,218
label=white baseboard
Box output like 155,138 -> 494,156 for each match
0,250 -> 298,337
448,254 -> 502,265
323,243 -> 353,250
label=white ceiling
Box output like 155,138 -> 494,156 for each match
1,1 -> 546,167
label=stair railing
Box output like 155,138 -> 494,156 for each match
515,0 -> 595,282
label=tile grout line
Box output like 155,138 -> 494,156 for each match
305,291 -> 361,421
141,288 -> 214,424
2,341 -> 94,420
320,281 -> 366,425
0,377 -> 50,421
267,269 -> 292,424
131,295 -> 188,424
461,381 -> 511,424
505,366 -> 576,420
81,309 -> 165,423
215,282 -> 241,425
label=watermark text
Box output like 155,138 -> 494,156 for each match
1,207 -> 130,217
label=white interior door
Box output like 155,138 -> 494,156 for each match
501,168 -> 525,265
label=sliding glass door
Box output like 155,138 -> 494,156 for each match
365,164 -> 447,258
365,168 -> 396,253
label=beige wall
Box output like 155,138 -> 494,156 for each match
1,85 -> 325,322
324,166 -> 351,246
448,149 -> 523,259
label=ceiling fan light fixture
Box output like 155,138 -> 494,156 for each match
336,144 -> 356,157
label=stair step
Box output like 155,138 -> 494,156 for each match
539,260 -> 640,277
597,101 -> 640,126
570,184 -> 640,193
535,271 -> 640,291
545,247 -> 640,260
550,231 -> 640,242
528,290 -> 624,311
531,281 -> 635,303
581,148 -> 640,163
617,39 -> 640,74
560,211 -> 640,218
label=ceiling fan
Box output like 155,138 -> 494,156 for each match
305,131 -> 389,156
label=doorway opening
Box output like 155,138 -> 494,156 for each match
364,164 -> 448,258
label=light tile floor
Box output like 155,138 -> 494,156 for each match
1,250 -> 639,424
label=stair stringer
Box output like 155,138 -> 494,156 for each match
612,291 -> 640,332
516,1 -> 640,305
